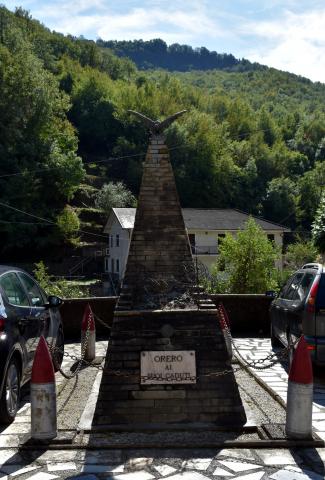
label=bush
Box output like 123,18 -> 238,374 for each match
205,218 -> 280,293
94,181 -> 136,215
56,206 -> 80,245
33,261 -> 89,298
285,236 -> 318,270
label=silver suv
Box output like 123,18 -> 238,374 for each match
270,263 -> 325,365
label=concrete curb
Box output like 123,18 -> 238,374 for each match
234,353 -> 287,409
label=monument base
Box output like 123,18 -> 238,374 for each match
93,309 -> 246,427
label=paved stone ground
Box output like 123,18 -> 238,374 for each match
233,338 -> 325,440
1,339 -> 325,479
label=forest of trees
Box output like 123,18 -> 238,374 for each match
97,38 -> 256,72
1,5 -> 325,261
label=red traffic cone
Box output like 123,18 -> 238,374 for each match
219,302 -> 230,328
81,303 -> 96,362
217,307 -> 232,359
286,336 -> 313,438
31,336 -> 57,440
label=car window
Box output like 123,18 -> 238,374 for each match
18,273 -> 44,307
316,274 -> 325,308
278,276 -> 294,299
0,272 -> 30,307
278,277 -> 292,298
297,273 -> 315,302
283,273 -> 304,300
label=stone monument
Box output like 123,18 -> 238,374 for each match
93,110 -> 246,427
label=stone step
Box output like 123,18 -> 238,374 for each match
117,301 -> 132,307
119,292 -> 132,299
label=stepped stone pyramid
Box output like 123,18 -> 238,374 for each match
117,111 -> 194,310
93,111 -> 246,428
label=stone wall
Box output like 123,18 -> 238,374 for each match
60,295 -> 272,338
60,297 -> 117,338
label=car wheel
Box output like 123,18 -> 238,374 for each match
270,322 -> 281,348
52,328 -> 64,372
0,358 -> 21,424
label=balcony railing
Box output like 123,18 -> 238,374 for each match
191,245 -> 218,255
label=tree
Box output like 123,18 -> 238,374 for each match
56,206 -> 80,244
0,31 -> 84,253
297,162 -> 325,229
312,193 -> 325,253
94,182 -> 136,215
263,177 -> 297,227
285,236 -> 318,270
212,218 -> 280,293
257,106 -> 278,147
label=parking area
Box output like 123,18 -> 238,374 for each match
1,339 -> 325,479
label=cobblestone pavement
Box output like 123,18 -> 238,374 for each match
233,338 -> 325,441
1,339 -> 325,479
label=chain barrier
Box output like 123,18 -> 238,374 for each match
223,320 -> 299,370
50,341 -> 243,380
49,308 -> 297,381
49,311 -> 92,379
93,313 -> 111,331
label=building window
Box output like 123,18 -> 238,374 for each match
116,259 -> 120,273
116,234 -> 120,247
268,234 -> 275,243
110,235 -> 113,248
188,233 -> 195,254
111,258 -> 114,273
104,257 -> 109,272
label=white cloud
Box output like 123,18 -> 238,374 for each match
244,9 -> 325,82
30,2 -> 227,44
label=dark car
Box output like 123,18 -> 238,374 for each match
0,266 -> 64,423
270,263 -> 325,365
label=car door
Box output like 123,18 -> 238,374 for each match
270,275 -> 294,341
17,272 -> 50,345
287,272 -> 315,339
281,272 -> 305,344
0,272 -> 34,379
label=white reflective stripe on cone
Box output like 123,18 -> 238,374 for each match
286,380 -> 313,439
31,383 -> 57,440
82,330 -> 96,361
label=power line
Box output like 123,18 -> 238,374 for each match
0,220 -> 50,225
0,151 -> 147,179
0,125 -> 279,180
0,202 -> 108,239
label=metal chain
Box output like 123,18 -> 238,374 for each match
93,313 -> 111,330
49,342 -> 242,379
222,319 -> 299,370
50,307 -> 297,379
49,311 -> 92,379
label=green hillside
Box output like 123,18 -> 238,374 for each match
97,38 -> 258,72
173,69 -> 325,112
1,6 -> 325,261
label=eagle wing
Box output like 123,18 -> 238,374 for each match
128,110 -> 156,130
128,109 -> 187,133
158,110 -> 187,132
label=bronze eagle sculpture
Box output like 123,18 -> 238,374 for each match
128,109 -> 187,134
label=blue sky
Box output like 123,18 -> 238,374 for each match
3,0 -> 325,82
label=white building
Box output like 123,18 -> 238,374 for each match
103,208 -> 290,282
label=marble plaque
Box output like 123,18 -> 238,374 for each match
140,350 -> 196,384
